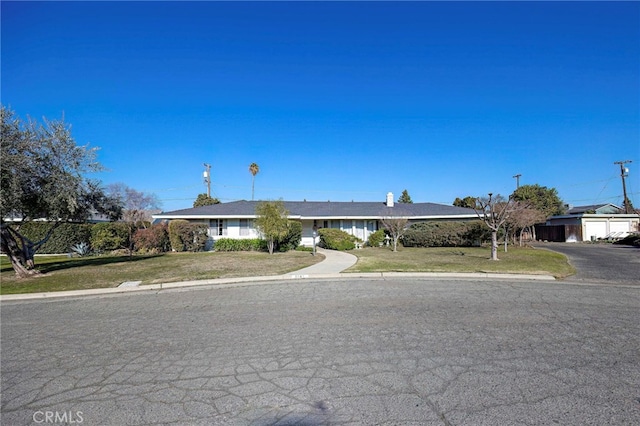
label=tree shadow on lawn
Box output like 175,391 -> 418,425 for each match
34,254 -> 164,274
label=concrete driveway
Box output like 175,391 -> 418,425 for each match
2,277 -> 638,425
534,242 -> 640,285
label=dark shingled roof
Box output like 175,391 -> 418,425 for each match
155,200 -> 478,219
567,204 -> 622,215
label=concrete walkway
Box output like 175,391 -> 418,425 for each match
290,247 -> 358,275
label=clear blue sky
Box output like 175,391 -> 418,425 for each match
2,1 -> 639,212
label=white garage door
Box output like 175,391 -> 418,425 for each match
584,221 -> 607,240
610,221 -> 630,237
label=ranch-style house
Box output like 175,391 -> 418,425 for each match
152,192 -> 479,247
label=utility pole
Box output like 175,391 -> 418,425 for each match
513,174 -> 521,189
203,163 -> 211,197
614,160 -> 632,213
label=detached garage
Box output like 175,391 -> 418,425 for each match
539,204 -> 639,242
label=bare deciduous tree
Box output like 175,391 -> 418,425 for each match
506,202 -> 547,246
474,193 -> 515,260
380,216 -> 409,252
107,183 -> 160,229
107,183 -> 161,255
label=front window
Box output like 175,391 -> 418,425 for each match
209,219 -> 227,236
239,219 -> 252,236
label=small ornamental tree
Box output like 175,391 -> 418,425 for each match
254,200 -> 289,254
475,193 -> 515,260
380,216 -> 409,252
505,202 -> 547,246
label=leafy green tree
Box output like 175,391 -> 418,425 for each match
254,200 -> 289,254
193,193 -> 220,207
0,106 -> 121,277
511,184 -> 565,217
453,196 -> 478,209
397,189 -> 413,204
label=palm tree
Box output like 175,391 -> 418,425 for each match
249,163 -> 259,200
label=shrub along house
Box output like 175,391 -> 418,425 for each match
152,192 -> 478,248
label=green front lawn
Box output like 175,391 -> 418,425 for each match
347,246 -> 574,278
0,251 -> 323,295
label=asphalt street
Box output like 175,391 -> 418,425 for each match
2,277 -> 639,425
534,242 -> 640,285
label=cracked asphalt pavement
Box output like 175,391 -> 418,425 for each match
533,242 -> 640,286
2,278 -> 639,425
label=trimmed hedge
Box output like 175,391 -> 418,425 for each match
318,228 -> 358,251
90,222 -> 133,252
11,222 -> 92,254
133,223 -> 171,253
277,220 -> 302,252
367,229 -> 386,247
168,220 -> 208,252
214,238 -> 268,252
402,221 -> 488,247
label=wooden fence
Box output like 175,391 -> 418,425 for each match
535,224 -> 582,242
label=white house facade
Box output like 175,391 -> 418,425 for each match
152,192 -> 479,248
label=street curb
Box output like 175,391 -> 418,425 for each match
0,272 -> 555,302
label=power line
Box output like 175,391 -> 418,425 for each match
140,185 -> 200,192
